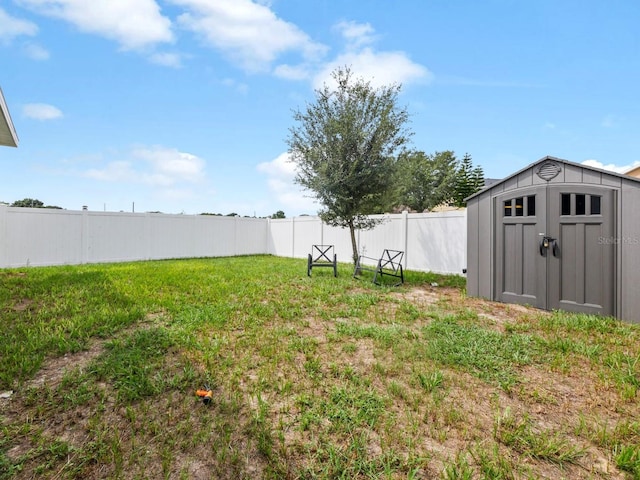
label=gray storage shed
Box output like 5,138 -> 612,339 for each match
466,156 -> 640,323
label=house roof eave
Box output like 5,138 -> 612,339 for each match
0,87 -> 19,148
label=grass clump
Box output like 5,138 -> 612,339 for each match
88,327 -> 176,402
422,317 -> 541,389
494,408 -> 586,466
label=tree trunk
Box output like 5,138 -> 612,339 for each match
348,221 -> 358,267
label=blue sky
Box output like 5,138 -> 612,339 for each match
1,0 -> 639,216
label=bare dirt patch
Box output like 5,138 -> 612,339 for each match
26,343 -> 105,390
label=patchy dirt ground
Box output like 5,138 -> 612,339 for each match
1,286 -> 638,479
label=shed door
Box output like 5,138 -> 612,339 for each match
495,188 -> 547,309
547,186 -> 615,315
495,185 -> 615,316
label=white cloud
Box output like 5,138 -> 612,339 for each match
334,20 -> 377,49
257,152 -> 319,214
582,159 -> 640,174
221,78 -> 249,94
22,103 -> 63,120
149,52 -> 183,68
17,0 -> 174,50
84,160 -> 135,182
273,63 -> 310,81
23,42 -> 50,60
310,21 -> 430,89
171,0 -> 327,72
313,47 -> 432,90
132,146 -> 206,185
83,146 -> 207,188
0,7 -> 38,42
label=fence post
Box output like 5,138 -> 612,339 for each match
402,210 -> 409,268
291,217 -> 295,258
81,208 -> 88,264
0,206 -> 6,267
234,215 -> 238,257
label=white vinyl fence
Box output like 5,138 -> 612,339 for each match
0,207 -> 268,267
0,206 -> 466,274
268,211 -> 466,275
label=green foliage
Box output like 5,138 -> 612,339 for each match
287,66 -> 412,262
11,198 -> 44,208
269,210 -> 286,219
422,317 -> 541,389
614,444 -> 640,477
10,198 -> 62,209
417,369 -> 445,393
299,387 -> 387,433
89,328 -> 175,402
394,150 -> 459,212
453,153 -> 484,207
494,409 -> 586,465
442,452 -> 474,480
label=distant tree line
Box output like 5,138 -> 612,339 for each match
199,211 -> 286,218
6,198 -> 62,209
4,200 -> 288,219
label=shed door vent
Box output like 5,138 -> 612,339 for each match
536,161 -> 562,181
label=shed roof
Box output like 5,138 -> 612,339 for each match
466,155 -> 640,202
0,87 -> 18,147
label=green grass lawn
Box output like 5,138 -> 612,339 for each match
0,256 -> 639,479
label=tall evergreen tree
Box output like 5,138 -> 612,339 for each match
453,154 -> 484,207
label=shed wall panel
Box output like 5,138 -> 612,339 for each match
503,177 -> 518,192
517,171 -> 533,187
602,176 -> 622,188
564,165 -> 584,183
549,169 -> 566,184
583,170 -> 602,185
477,193 -> 492,299
620,183 -> 640,323
533,172 -> 548,185
466,199 -> 479,296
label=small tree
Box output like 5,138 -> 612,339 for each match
453,153 -> 484,207
270,210 -> 286,219
394,150 -> 458,211
287,67 -> 412,263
